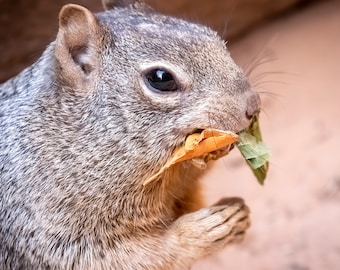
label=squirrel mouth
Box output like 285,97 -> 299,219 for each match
189,142 -> 235,170
166,127 -> 237,169
143,129 -> 239,185
144,114 -> 269,186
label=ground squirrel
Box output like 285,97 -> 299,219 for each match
0,0 -> 261,269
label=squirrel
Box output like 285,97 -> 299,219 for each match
0,0 -> 261,269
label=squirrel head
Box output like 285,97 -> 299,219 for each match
52,1 -> 261,186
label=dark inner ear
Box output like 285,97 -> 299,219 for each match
58,4 -> 99,75
70,45 -> 94,75
55,4 -> 102,93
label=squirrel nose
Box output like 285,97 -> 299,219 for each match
245,91 -> 261,120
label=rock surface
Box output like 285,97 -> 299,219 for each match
0,0 -> 303,82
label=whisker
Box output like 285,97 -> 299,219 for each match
257,91 -> 282,97
243,50 -> 276,79
250,70 -> 287,82
220,0 -> 237,41
253,80 -> 289,88
221,22 -> 229,42
257,92 -> 283,106
259,108 -> 271,121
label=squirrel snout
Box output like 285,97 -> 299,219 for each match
245,91 -> 261,120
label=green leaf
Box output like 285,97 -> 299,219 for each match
236,115 -> 270,185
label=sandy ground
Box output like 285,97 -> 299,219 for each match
193,1 -> 340,269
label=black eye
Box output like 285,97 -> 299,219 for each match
145,69 -> 179,92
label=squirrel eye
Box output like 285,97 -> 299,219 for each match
145,69 -> 179,92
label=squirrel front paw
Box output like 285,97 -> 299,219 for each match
171,197 -> 250,258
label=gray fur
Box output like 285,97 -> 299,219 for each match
0,1 -> 259,269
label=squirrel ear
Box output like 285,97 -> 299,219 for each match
55,4 -> 102,95
102,0 -> 141,10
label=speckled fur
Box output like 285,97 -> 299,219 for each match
0,1 -> 260,269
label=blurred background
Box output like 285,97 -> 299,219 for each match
1,0 -> 339,269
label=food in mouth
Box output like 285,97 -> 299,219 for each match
144,115 -> 270,185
